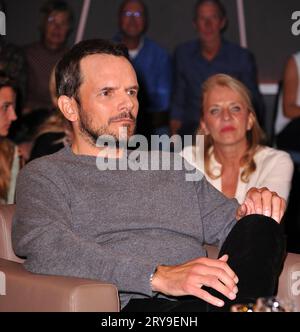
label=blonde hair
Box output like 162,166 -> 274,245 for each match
36,111 -> 67,137
36,65 -> 71,144
0,138 -> 15,202
49,66 -> 58,108
199,74 -> 265,183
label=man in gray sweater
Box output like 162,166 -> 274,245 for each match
12,39 -> 286,312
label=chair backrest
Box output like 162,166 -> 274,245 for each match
0,204 -> 23,263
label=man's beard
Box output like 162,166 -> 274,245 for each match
77,103 -> 137,147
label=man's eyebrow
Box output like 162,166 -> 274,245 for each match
98,85 -> 139,92
126,85 -> 139,91
99,86 -> 117,91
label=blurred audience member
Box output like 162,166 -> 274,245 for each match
182,74 -> 293,203
12,109 -> 53,162
29,66 -> 73,160
275,52 -> 300,155
24,0 -> 73,112
114,0 -> 172,137
171,0 -> 264,136
0,0 -> 27,112
11,68 -> 72,162
29,111 -> 72,160
0,73 -> 20,204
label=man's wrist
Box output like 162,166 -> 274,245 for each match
150,266 -> 158,292
150,264 -> 170,293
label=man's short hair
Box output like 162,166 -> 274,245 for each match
194,0 -> 227,20
55,39 -> 129,101
0,71 -> 17,94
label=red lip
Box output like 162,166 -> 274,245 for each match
220,126 -> 236,133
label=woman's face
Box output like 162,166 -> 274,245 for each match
201,85 -> 254,147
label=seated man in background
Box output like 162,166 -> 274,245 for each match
114,0 -> 172,137
12,39 -> 285,312
170,0 -> 264,136
24,0 -> 73,112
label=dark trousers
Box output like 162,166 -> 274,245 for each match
122,215 -> 286,312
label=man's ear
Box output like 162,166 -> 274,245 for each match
57,95 -> 78,122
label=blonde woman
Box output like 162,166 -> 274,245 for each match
182,74 -> 294,203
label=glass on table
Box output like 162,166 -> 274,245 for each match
230,296 -> 296,312
255,296 -> 295,312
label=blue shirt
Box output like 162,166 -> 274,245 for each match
171,39 -> 264,134
114,35 -> 172,114
131,37 -> 172,114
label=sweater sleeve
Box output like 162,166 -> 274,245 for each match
194,177 -> 239,248
12,165 -> 156,297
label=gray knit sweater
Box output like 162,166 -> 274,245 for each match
12,146 -> 238,308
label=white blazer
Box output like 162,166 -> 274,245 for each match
181,145 -> 294,204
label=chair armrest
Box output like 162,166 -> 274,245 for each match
204,245 -> 219,259
0,258 -> 119,312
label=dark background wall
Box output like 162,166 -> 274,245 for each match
4,0 -> 300,82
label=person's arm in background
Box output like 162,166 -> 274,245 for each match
239,51 -> 265,128
170,48 -> 186,135
12,164 -> 157,298
283,56 -> 300,119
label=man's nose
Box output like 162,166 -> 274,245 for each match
119,93 -> 134,111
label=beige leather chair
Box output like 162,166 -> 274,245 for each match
0,204 -> 119,312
